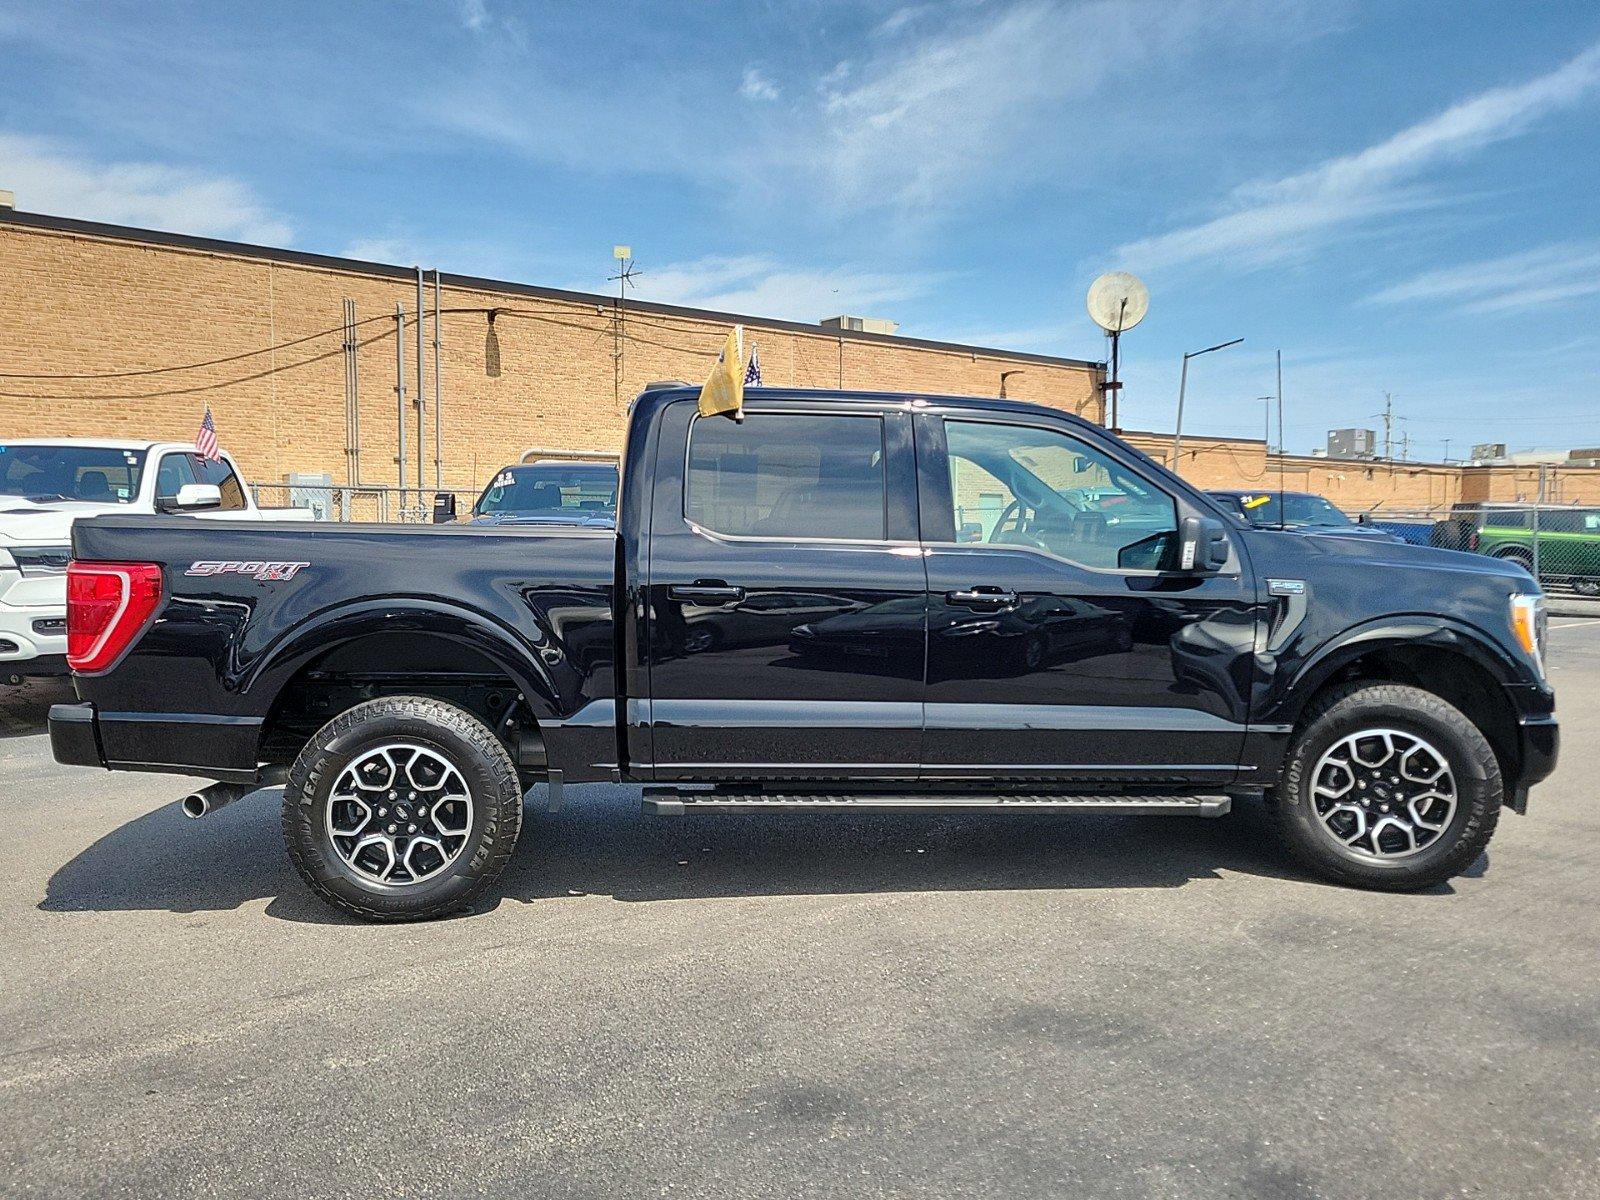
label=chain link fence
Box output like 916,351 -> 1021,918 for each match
1353,503 -> 1600,597
250,483 -> 479,524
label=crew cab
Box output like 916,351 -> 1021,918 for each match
1,439 -> 311,682
49,389 -> 1558,920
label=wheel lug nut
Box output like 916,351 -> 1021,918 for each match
387,823 -> 397,833
407,823 -> 417,833
378,807 -> 387,816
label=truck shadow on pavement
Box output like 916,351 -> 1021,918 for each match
40,783 -> 1477,923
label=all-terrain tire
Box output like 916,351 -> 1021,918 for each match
1271,682 -> 1501,891
283,695 -> 523,921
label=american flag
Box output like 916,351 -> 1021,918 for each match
744,345 -> 762,387
196,406 -> 221,462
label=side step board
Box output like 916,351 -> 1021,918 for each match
642,791 -> 1231,817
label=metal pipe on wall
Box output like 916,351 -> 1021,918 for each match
415,267 -> 426,495
433,269 -> 443,491
342,298 -> 362,486
394,303 -> 407,501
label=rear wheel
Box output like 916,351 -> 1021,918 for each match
283,695 -> 523,921
1272,682 -> 1501,891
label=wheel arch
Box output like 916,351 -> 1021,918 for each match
1280,620 -> 1527,803
244,599 -> 562,772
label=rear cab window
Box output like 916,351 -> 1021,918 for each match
685,413 -> 888,541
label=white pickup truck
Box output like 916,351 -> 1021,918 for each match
0,439 -> 313,682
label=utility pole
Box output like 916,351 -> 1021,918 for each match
1399,430 -> 1410,462
1442,437 -> 1452,464
1381,392 -> 1395,460
609,246 -> 639,408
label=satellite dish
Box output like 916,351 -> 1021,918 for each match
1086,271 -> 1149,333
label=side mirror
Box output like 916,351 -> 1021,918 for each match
1178,515 -> 1230,573
432,492 -> 458,524
159,483 -> 222,513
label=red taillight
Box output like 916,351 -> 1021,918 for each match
1469,531 -> 1480,551
66,562 -> 163,674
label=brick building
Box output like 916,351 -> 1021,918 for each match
4,205 -> 1595,513
0,209 -> 1101,497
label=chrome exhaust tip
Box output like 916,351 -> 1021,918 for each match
180,782 -> 254,819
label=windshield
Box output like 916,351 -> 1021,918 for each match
475,463 -> 618,517
0,444 -> 147,504
1234,492 -> 1353,528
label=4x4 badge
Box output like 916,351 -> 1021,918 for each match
185,560 -> 309,582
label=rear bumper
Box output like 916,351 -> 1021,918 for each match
48,701 -> 261,783
49,702 -> 103,768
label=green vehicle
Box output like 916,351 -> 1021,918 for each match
1432,503 -> 1600,595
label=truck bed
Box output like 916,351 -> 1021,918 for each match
64,516 -> 619,782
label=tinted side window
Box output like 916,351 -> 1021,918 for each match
944,420 -> 1178,571
155,452 -> 198,501
685,413 -> 887,540
195,456 -> 247,510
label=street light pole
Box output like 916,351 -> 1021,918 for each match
1171,337 -> 1243,471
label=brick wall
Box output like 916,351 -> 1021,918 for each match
0,214 -> 1103,493
3,211 -> 1589,514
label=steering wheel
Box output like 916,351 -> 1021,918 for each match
988,501 -> 1051,552
988,500 -> 1023,543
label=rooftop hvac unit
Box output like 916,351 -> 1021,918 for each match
821,315 -> 899,336
1326,428 -> 1376,459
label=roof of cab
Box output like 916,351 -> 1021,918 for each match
634,385 -> 1101,434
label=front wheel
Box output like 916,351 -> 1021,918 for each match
1272,682 -> 1501,891
283,696 -> 524,921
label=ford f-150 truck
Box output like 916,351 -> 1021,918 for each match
49,387 -> 1558,920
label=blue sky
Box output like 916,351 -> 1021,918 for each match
3,0 -> 1599,457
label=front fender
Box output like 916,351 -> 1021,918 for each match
1272,614 -> 1535,727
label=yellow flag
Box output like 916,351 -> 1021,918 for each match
698,325 -> 745,421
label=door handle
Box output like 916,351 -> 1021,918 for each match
946,587 -> 1017,607
669,581 -> 746,605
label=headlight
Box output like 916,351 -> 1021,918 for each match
1510,593 -> 1547,677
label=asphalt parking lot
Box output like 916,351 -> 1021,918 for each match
3,623 -> 1598,1199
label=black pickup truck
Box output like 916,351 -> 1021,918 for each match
50,386 -> 1558,920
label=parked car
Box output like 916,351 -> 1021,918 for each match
1431,503 -> 1600,595
50,387 -> 1556,919
0,439 -> 311,682
1208,489 -> 1401,541
468,459 -> 617,527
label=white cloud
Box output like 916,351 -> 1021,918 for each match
0,133 -> 292,243
632,255 -> 936,323
449,0 -> 489,31
815,0 -> 1302,215
1117,42 -> 1600,272
1368,242 -> 1600,315
739,66 -> 780,103
876,6 -> 929,37
341,237 -> 412,263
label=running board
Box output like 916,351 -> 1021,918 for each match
642,791 -> 1231,817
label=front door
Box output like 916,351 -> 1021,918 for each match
915,412 -> 1260,786
643,398 -> 926,781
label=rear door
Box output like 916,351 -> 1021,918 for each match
642,398 -> 927,781
915,411 -> 1259,786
